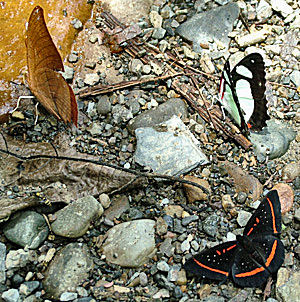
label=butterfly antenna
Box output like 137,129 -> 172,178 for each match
239,12 -> 251,33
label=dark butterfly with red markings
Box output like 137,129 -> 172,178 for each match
219,53 -> 270,134
184,190 -> 285,287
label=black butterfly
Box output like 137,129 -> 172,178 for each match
184,190 -> 285,287
219,53 -> 270,133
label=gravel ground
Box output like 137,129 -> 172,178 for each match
0,0 -> 299,301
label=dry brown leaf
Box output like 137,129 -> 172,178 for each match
26,6 -> 78,126
0,133 -> 144,221
183,175 -> 211,202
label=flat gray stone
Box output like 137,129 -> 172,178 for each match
176,2 -> 240,52
134,115 -> 208,176
203,214 -> 219,237
51,196 -> 103,238
1,289 -> 20,302
3,211 -> 48,249
250,120 -> 296,160
276,268 -> 300,302
237,210 -> 252,227
290,70 -> 300,87
0,243 -> 6,284
43,243 -> 93,300
128,98 -> 187,133
102,219 -> 156,267
5,249 -> 37,270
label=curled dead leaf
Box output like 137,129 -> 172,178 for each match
183,175 -> 211,202
26,6 -> 78,126
272,183 -> 294,214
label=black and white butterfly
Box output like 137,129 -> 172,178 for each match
219,53 -> 270,133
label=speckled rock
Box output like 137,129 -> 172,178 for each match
276,268 -> 300,302
51,196 -> 103,238
102,219 -> 156,267
43,243 -> 93,300
3,211 -> 48,249
0,243 -> 6,284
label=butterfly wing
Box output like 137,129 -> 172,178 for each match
184,241 -> 238,281
219,61 -> 247,131
243,190 -> 282,237
232,235 -> 284,287
230,53 -> 269,131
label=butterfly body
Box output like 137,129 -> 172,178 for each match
219,53 -> 270,133
184,190 -> 285,287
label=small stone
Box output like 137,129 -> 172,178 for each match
290,70 -> 300,87
89,34 -> 98,43
180,239 -> 190,252
96,95 -> 112,115
237,210 -> 252,227
256,0 -> 272,20
236,30 -> 267,47
200,53 -> 215,74
282,162 -> 300,181
276,268 -> 300,301
129,58 -> 143,74
236,192 -> 248,204
294,208 -> 300,222
152,28 -> 166,39
19,281 -> 40,296
157,261 -> 170,272
72,19 -> 83,30
99,193 -> 111,209
139,272 -> 148,286
142,64 -> 151,74
270,0 -> 293,17
68,53 -> 78,63
61,66 -> 74,81
60,292 -> 78,301
197,284 -> 211,300
203,214 -> 219,237
222,194 -> 235,213
149,11 -> 163,28
85,62 -> 96,69
1,289 -> 20,302
176,270 -> 187,285
156,216 -> 168,235
272,184 -> 294,214
84,73 -> 100,86
182,215 -> 199,226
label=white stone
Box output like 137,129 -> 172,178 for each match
256,0 -> 273,20
270,0 -> 293,17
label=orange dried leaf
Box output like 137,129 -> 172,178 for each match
26,6 -> 78,126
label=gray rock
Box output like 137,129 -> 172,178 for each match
87,123 -> 102,136
180,239 -> 190,252
270,0 -> 293,17
5,249 -> 37,270
0,243 -> 6,284
51,196 -> 103,238
139,272 -> 148,286
96,95 -> 112,115
167,264 -> 181,282
294,208 -> 300,222
157,261 -> 170,272
152,28 -> 166,39
60,292 -> 78,301
203,214 -> 219,237
3,211 -> 48,249
128,98 -> 187,132
111,104 -> 133,124
176,3 -> 239,52
149,11 -> 163,28
134,115 -> 208,175
43,243 -> 93,300
182,215 -> 199,226
276,268 -> 300,302
237,210 -> 252,227
159,237 -> 175,257
129,59 -> 143,74
102,219 -> 156,267
290,70 -> 300,87
250,120 -> 296,160
61,66 -> 74,81
256,0 -> 273,21
84,73 -> 100,86
19,281 -> 40,296
68,53 -> 78,63
1,289 -> 20,302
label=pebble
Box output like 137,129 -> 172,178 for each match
51,196 -> 103,238
72,18 -> 83,30
294,208 -> 300,222
19,281 -> 40,296
102,219 -> 156,267
290,70 -> 300,87
256,0 -> 273,20
237,210 -> 252,227
84,73 -> 100,86
43,243 -> 93,300
182,215 -> 199,226
203,214 -> 219,237
3,211 -> 48,249
1,289 -> 20,302
139,272 -> 148,286
156,216 -> 168,235
272,184 -> 294,214
60,292 -> 78,301
0,243 -> 6,284
99,193 -> 111,209
149,11 -> 163,28
282,162 -> 300,181
96,95 -> 112,115
236,30 -> 268,47
129,58 -> 143,74
276,268 -> 300,301
61,65 -> 75,81
68,53 -> 78,63
134,116 -> 208,176
270,0 -> 293,17
157,260 -> 170,272
128,98 -> 188,133
222,194 -> 235,213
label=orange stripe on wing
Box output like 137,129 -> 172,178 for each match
193,258 -> 229,276
267,197 -> 278,234
235,240 -> 278,278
